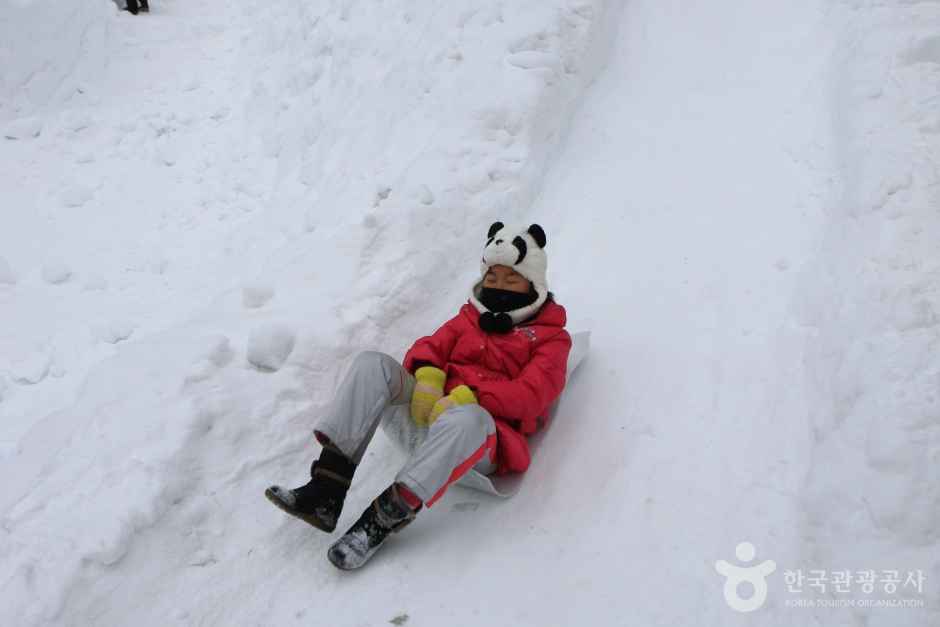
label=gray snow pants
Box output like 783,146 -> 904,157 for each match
314,351 -> 497,507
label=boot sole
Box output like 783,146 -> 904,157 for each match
264,487 -> 337,533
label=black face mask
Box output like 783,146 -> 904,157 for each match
479,285 -> 538,313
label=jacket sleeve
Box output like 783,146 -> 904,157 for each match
402,313 -> 464,374
471,329 -> 572,432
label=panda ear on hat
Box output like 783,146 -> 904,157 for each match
487,221 -> 504,239
485,221 -> 545,246
527,223 -> 546,248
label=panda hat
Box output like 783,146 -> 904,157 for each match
469,221 -> 549,325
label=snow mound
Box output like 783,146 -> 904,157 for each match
92,319 -> 136,345
2,116 -> 42,140
40,261 -> 71,284
242,281 -> 274,309
60,183 -> 94,208
10,351 -> 51,386
246,323 -> 295,371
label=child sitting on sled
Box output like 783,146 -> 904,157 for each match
266,221 -> 572,569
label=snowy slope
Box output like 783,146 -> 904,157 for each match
798,2 -> 940,624
524,2 -> 833,624
1,0 -> 621,625
2,0 -> 938,626
0,0 -> 113,126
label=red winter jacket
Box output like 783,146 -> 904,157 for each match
402,299 -> 572,475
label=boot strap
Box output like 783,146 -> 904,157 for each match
373,500 -> 414,532
373,486 -> 417,532
311,445 -> 356,487
312,466 -> 352,488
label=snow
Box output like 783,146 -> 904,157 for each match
0,256 -> 15,284
92,319 -> 136,345
10,351 -> 52,386
2,115 -> 43,139
798,2 -> 940,617
40,260 -> 72,284
0,0 -> 113,122
59,183 -> 95,208
1,0 -> 938,625
246,323 -> 296,372
241,281 -> 275,309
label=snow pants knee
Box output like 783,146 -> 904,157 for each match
314,350 -> 497,507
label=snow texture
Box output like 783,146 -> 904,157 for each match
241,281 -> 274,309
92,319 -> 136,345
0,0 -> 937,626
41,261 -> 72,285
246,323 -> 296,371
0,256 -> 15,284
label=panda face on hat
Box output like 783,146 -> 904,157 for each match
469,221 -> 549,325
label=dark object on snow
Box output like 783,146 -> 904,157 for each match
125,0 -> 149,14
264,445 -> 355,533
327,484 -> 420,570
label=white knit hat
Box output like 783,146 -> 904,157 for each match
469,221 -> 549,324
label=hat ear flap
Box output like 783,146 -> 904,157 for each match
487,221 -> 504,239
527,223 -> 546,248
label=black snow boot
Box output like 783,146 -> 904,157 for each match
124,0 -> 139,14
327,483 -> 420,570
139,0 -> 149,12
264,445 -> 356,533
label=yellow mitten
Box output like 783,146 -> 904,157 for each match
427,385 -> 477,425
410,366 -> 447,427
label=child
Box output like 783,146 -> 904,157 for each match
266,222 -> 572,569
